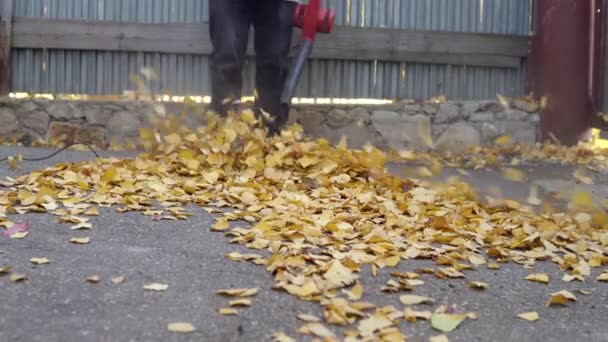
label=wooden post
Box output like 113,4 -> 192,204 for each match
0,0 -> 13,95
528,0 -> 593,146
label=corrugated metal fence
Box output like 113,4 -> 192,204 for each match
11,0 -> 533,99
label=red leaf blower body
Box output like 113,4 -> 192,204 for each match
281,0 -> 335,106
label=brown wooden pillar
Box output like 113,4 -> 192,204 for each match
528,0 -> 594,146
0,0 -> 13,95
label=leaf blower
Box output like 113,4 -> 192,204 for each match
280,0 -> 335,106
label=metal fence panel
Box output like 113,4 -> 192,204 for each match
12,0 -> 533,99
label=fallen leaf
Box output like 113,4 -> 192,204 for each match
229,299 -> 252,307
9,231 -> 28,239
495,135 -> 512,145
358,311 -> 394,337
503,168 -> 526,182
2,221 -> 29,237
297,323 -> 335,338
431,313 -> 468,333
525,273 -> 550,284
526,185 -> 542,206
574,169 -> 594,185
217,288 -> 258,297
0,265 -> 11,274
517,311 -> 539,321
297,314 -> 321,322
84,207 -> 100,216
212,218 -> 230,231
273,332 -> 296,342
429,335 -> 449,342
70,237 -> 90,244
87,275 -> 101,283
597,272 -> 608,282
218,308 -> 239,316
144,283 -> 168,291
399,295 -> 434,305
324,260 -> 357,288
468,255 -> 486,266
71,222 -> 92,230
30,257 -> 50,265
546,290 -> 577,306
167,322 -> 196,333
343,282 -> 363,300
10,273 -> 27,282
112,276 -> 126,284
468,281 -> 489,290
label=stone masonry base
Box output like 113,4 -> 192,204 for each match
0,98 -> 540,152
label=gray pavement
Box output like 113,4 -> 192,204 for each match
0,145 -> 607,342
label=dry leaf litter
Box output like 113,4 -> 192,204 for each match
0,111 -> 607,340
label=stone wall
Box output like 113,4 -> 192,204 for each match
0,98 -> 540,151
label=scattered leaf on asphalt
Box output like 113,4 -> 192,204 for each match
297,323 -> 335,338
2,221 -> 29,237
429,335 -> 449,342
167,322 -> 196,333
272,332 -> 296,342
229,299 -> 252,307
217,288 -> 258,297
404,308 -> 432,322
112,276 -> 126,284
212,218 -> 230,231
10,273 -> 27,282
468,281 -> 489,290
547,290 -> 577,306
30,257 -> 50,265
70,237 -> 90,244
143,283 -> 168,291
84,207 -> 100,216
517,311 -> 539,321
297,314 -> 321,322
597,272 -> 608,282
525,273 -> 550,284
502,168 -> 526,182
71,222 -> 92,230
399,295 -> 434,305
431,313 -> 468,333
0,265 -> 11,274
218,308 -> 238,316
343,282 -> 363,300
574,169 -> 594,184
87,275 -> 101,283
468,254 -> 486,265
9,231 -> 28,239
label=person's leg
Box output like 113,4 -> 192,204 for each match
253,0 -> 297,133
209,0 -> 252,116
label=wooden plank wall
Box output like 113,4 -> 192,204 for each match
11,17 -> 528,69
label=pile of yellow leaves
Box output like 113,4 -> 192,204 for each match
1,111 -> 607,341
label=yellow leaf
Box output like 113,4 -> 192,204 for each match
70,237 -> 90,244
517,311 -> 539,321
218,308 -> 239,316
525,273 -> 550,284
229,299 -> 252,307
212,218 -> 230,231
87,275 -> 101,283
84,207 -> 100,216
297,323 -> 335,338
358,312 -> 394,337
203,171 -> 220,184
10,231 -> 29,239
571,191 -> 593,210
343,282 -> 364,300
297,155 -> 319,168
297,314 -> 321,322
101,168 -> 118,184
597,272 -> 608,282
502,168 -> 526,182
495,135 -> 512,145
167,322 -> 196,333
399,295 -> 434,305
429,335 -> 450,342
144,283 -> 168,291
0,265 -> 12,274
574,169 -> 594,185
468,281 -> 489,290
272,332 -> 296,342
112,276 -> 126,284
546,290 -> 577,306
71,222 -> 92,230
10,273 -> 27,282
30,257 -> 50,265
468,255 -> 486,265
217,288 -> 258,297
324,260 -> 357,289
431,313 -> 468,333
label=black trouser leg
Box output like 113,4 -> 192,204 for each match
253,0 -> 297,133
209,0 -> 251,116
